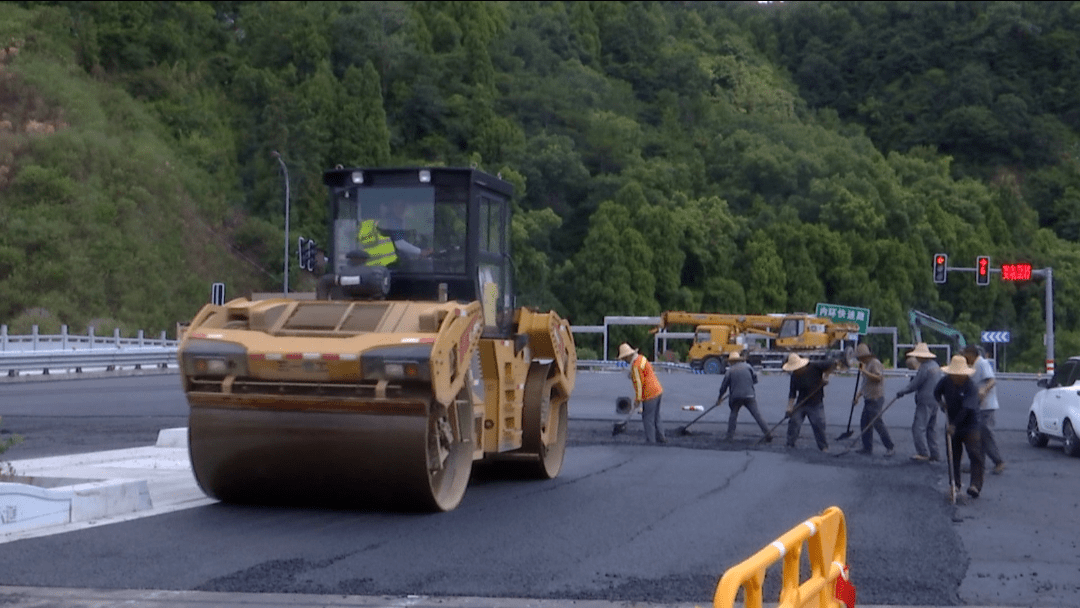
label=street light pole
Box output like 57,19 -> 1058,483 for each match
271,151 -> 290,296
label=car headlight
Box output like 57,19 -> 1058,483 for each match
362,345 -> 432,382
181,339 -> 249,377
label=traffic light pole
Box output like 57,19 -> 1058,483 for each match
933,256 -> 1055,374
1034,267 -> 1055,374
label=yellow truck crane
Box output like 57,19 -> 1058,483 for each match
178,167 -> 576,512
656,311 -> 857,374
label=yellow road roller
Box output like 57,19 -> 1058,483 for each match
178,167 -> 576,511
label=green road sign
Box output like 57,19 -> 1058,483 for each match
815,303 -> 870,335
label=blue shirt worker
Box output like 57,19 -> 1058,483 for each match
896,342 -> 942,462
934,355 -> 985,499
716,350 -> 772,442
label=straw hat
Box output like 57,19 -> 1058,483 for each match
616,343 -> 639,361
855,343 -> 872,360
728,350 -> 744,362
941,354 -> 974,376
905,342 -> 936,360
782,352 -> 810,372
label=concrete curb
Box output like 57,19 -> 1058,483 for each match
0,475 -> 151,534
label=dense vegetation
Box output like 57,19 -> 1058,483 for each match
1,1 -> 1079,370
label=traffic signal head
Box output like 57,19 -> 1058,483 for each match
304,239 -> 317,271
933,253 -> 948,284
976,256 -> 990,286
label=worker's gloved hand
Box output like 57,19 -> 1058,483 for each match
786,400 -> 795,415
895,392 -> 903,401
946,424 -> 956,436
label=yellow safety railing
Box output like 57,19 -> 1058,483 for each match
712,506 -> 854,608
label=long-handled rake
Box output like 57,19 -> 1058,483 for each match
834,395 -> 900,456
753,381 -> 826,447
678,396 -> 727,435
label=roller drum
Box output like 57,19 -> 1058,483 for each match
188,393 -> 473,512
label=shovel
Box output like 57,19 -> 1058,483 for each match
836,367 -> 861,441
834,395 -> 900,456
678,396 -> 727,435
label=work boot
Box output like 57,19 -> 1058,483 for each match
967,486 -> 981,498
993,462 -> 1006,474
911,454 -> 930,462
884,448 -> 895,458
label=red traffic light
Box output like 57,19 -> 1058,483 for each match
1001,262 -> 1032,281
932,253 -> 948,284
976,256 -> 990,286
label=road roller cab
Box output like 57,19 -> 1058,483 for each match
178,167 -> 576,512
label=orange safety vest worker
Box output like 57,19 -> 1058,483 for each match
630,354 -> 663,403
358,219 -> 398,266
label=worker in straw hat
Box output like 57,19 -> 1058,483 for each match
933,354 -> 985,499
616,343 -> 666,444
716,350 -> 772,442
896,343 -> 943,462
782,352 -> 839,452
853,343 -> 896,457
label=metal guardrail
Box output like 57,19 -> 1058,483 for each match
0,348 -> 176,376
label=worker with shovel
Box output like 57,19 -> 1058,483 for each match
616,343 -> 666,444
853,343 -> 896,457
895,343 -> 942,462
783,353 -> 837,452
933,355 -> 984,499
716,350 -> 772,442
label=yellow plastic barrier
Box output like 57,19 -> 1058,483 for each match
712,506 -> 853,608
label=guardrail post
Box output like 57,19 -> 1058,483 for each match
32,324 -> 39,351
137,329 -> 145,347
89,326 -> 96,349
61,324 -> 69,350
1,324 -> 6,351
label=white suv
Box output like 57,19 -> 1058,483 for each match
1028,356 -> 1080,457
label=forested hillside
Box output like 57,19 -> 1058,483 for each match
1,1 -> 1078,370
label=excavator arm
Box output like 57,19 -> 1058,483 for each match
908,309 -> 967,349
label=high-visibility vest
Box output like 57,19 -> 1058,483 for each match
630,355 -> 663,402
358,220 -> 398,266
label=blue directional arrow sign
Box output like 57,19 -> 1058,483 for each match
981,331 -> 1011,343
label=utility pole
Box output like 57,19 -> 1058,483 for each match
272,151 -> 290,296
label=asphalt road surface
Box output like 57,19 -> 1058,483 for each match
1,368 -> 1078,607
